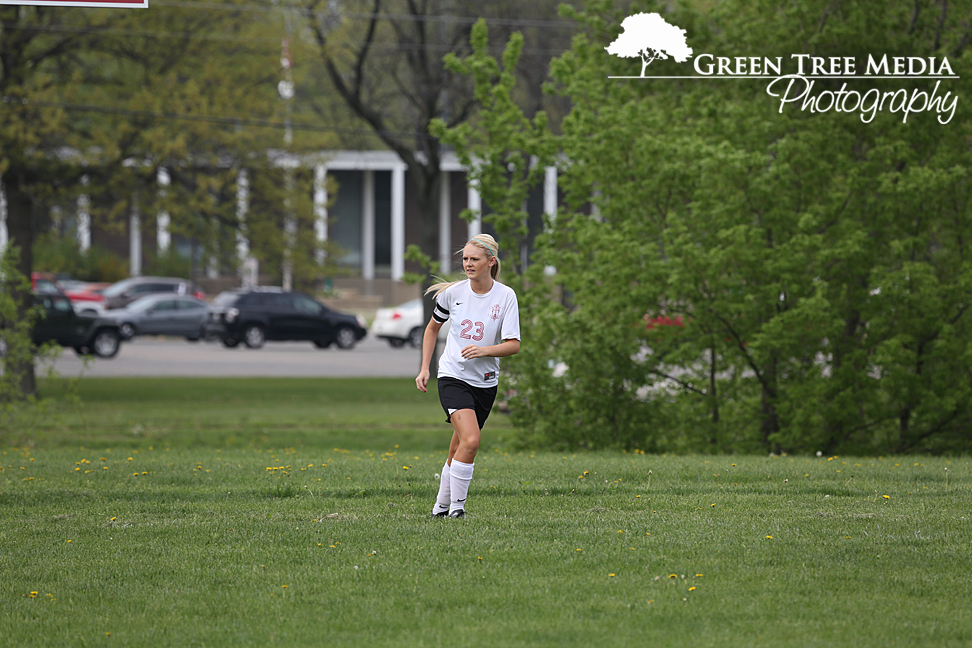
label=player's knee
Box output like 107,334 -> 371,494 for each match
454,415 -> 480,449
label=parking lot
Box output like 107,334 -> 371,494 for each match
48,335 -> 423,378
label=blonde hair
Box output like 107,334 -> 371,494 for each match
425,234 -> 501,298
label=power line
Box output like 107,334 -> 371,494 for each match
1,21 -> 278,43
2,21 -> 571,54
1,95 -> 437,141
149,0 -> 579,29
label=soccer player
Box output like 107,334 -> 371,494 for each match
415,234 -> 521,519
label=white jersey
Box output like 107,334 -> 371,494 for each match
432,280 -> 520,388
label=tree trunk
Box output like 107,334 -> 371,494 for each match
708,344 -> 719,445
760,355 -> 779,453
2,171 -> 38,399
413,166 -> 444,379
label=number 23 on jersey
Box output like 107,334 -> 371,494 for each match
459,320 -> 485,341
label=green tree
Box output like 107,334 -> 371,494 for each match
0,247 -> 42,405
295,0 -> 577,377
2,2 -> 328,395
440,0 -> 972,454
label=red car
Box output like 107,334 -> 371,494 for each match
644,314 -> 685,330
62,282 -> 110,316
31,273 -> 108,316
30,272 -> 62,296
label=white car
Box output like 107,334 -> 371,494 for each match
372,298 -> 425,348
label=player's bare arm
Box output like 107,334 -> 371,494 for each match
460,339 -> 520,360
415,318 -> 444,393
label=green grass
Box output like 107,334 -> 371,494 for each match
19,377 -> 510,452
2,379 -> 971,647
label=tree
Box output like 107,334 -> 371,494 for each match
0,247 -> 45,413
297,0 -> 577,371
1,2 -> 306,396
441,0 -> 972,454
604,12 -> 693,77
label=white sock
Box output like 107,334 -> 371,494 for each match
432,460 -> 451,515
449,460 -> 474,514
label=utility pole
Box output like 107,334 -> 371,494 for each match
279,7 -> 297,291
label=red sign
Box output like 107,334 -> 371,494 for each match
0,0 -> 147,6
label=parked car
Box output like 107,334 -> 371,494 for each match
62,281 -> 111,316
31,273 -> 112,315
206,288 -> 367,350
101,276 -> 205,310
372,298 -> 425,348
32,293 -> 122,358
100,294 -> 210,341
30,272 -> 63,296
644,314 -> 685,330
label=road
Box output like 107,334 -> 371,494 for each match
47,335 -> 423,378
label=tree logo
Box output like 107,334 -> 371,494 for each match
605,13 -> 693,77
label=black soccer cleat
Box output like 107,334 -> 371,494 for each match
431,508 -> 449,518
448,509 -> 465,519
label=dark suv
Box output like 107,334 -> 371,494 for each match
206,288 -> 368,350
33,293 -> 122,358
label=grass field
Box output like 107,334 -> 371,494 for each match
2,378 -> 971,647
15,376 -> 487,451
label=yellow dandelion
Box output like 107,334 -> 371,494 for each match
688,586 -> 696,591
766,535 -> 773,539
695,574 -> 703,577
882,495 -> 890,499
609,573 -> 616,577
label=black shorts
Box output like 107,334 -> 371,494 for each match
437,376 -> 497,430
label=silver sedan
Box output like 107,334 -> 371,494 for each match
101,294 -> 210,341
